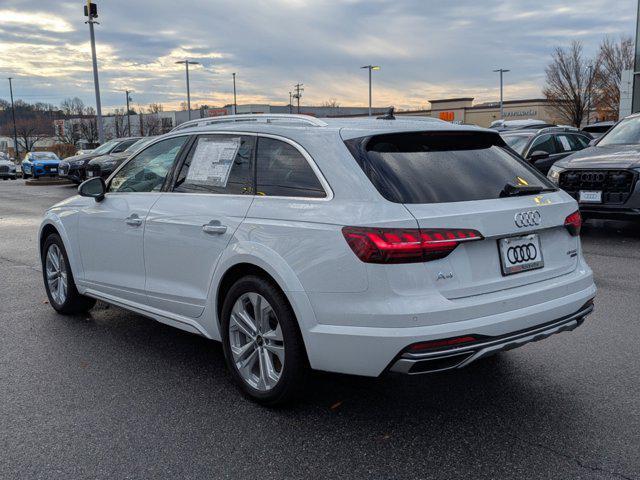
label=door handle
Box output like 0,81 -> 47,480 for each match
202,221 -> 227,235
125,214 -> 144,227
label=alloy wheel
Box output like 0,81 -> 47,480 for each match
228,292 -> 285,391
45,244 -> 67,305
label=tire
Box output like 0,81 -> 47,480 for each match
41,233 -> 96,315
221,275 -> 308,406
23,173 -> 30,179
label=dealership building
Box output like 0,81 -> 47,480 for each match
398,97 -> 562,127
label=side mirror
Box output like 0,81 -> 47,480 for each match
528,150 -> 550,162
78,177 -> 106,202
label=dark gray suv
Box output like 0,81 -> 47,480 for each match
547,114 -> 640,220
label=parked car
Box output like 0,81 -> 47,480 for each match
581,121 -> 616,140
0,153 -> 17,180
501,127 -> 592,174
39,114 -> 595,405
548,113 -> 640,220
21,151 -> 61,179
86,136 -> 158,180
58,137 -> 141,184
490,119 -> 556,131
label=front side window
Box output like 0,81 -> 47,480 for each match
557,134 -> 584,152
173,134 -> 255,195
256,137 -> 326,198
109,136 -> 187,193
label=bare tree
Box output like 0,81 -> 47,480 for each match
60,97 -> 86,117
112,108 -> 127,138
148,103 -> 164,114
55,121 -> 81,146
2,117 -> 53,153
179,101 -> 188,111
80,118 -> 99,145
593,35 -> 634,119
543,41 -> 599,127
321,98 -> 340,108
143,114 -> 162,136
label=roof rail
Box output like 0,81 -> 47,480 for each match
171,114 -> 328,132
537,126 -> 579,134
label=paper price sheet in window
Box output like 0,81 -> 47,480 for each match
186,137 -> 241,187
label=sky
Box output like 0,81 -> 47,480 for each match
0,0 -> 636,113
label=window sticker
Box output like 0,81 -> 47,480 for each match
558,136 -> 571,151
186,137 -> 241,187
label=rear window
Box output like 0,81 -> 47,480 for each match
345,131 -> 554,204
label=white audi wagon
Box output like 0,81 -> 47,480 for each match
39,114 -> 596,404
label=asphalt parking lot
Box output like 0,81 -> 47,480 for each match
1,180 -> 639,480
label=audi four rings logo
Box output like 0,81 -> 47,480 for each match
514,210 -> 541,228
507,243 -> 538,264
580,172 -> 605,182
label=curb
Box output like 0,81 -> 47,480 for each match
25,179 -> 74,186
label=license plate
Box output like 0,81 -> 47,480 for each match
579,190 -> 602,203
87,171 -> 94,177
50,168 -> 57,173
498,234 -> 544,276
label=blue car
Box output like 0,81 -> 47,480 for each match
21,151 -> 61,179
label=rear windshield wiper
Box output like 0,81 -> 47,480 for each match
499,183 -> 553,197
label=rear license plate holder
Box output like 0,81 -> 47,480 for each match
498,234 -> 544,276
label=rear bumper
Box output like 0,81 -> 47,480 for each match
301,264 -> 596,377
389,301 -> 593,374
580,206 -> 640,220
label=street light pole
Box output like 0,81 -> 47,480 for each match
7,78 -> 19,159
176,60 -> 200,120
85,1 -> 105,143
493,68 -> 510,119
232,73 -> 237,115
587,64 -> 593,126
125,90 -> 132,136
361,65 -> 381,116
289,92 -> 292,114
293,83 -> 304,114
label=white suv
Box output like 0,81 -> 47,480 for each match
39,114 -> 596,405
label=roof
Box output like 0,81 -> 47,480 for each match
171,114 -> 496,141
428,97 -> 474,104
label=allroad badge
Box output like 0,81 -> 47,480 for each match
514,210 -> 541,228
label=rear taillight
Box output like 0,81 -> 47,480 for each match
408,336 -> 479,352
564,211 -> 582,236
342,227 -> 482,264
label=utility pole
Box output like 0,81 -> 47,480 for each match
7,78 -> 19,160
493,68 -> 510,119
176,60 -> 200,120
586,64 -> 593,125
232,73 -> 237,115
360,65 -> 380,116
293,83 -> 304,114
85,1 -> 104,143
289,92 -> 292,114
125,90 -> 132,136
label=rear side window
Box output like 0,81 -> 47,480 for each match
529,134 -> 558,155
345,131 -> 554,204
173,134 -> 255,195
256,137 -> 326,198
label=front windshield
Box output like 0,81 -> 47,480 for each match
598,118 -> 640,146
124,137 -> 154,153
92,140 -> 119,155
31,152 -> 59,160
500,134 -> 533,155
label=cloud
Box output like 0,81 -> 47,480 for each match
0,9 -> 74,33
0,0 -> 635,112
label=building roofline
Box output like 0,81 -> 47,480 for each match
428,97 -> 474,104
